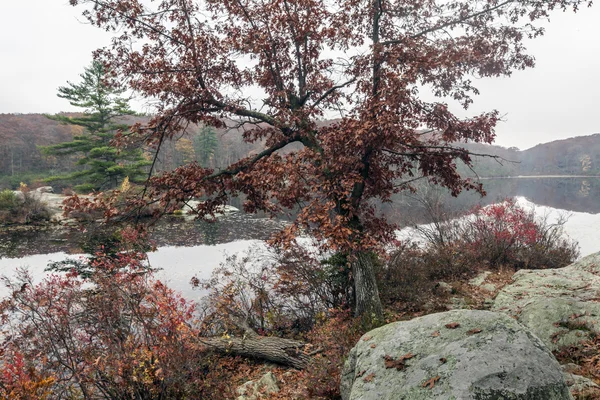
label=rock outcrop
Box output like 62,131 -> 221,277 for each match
341,309 -> 572,400
492,252 -> 600,351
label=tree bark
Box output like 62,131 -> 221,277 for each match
198,333 -> 312,369
352,251 -> 384,321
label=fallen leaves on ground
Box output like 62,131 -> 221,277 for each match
384,353 -> 415,370
363,373 -> 376,383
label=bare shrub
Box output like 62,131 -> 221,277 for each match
383,197 -> 580,310
198,244 -> 348,337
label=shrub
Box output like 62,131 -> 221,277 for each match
0,188 -> 51,225
0,189 -> 18,210
61,187 -> 75,196
459,199 -> 579,269
199,244 -> 349,337
0,260 -> 209,398
382,198 -> 580,310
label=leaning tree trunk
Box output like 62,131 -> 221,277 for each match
352,251 -> 384,321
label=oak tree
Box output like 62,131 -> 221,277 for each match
68,0 -> 591,319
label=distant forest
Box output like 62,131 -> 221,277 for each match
461,134 -> 600,178
0,113 -> 598,190
0,113 -> 269,190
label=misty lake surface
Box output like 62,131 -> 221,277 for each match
1,176 -> 599,300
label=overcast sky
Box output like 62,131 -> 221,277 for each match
1,0 -> 599,150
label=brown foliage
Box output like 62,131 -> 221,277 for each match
65,0 -> 593,318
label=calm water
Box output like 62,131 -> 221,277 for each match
0,177 -> 599,299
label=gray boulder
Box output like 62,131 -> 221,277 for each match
341,310 -> 571,400
11,191 -> 25,202
237,372 -> 279,400
35,186 -> 54,194
492,252 -> 600,350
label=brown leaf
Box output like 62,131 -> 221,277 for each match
362,335 -> 373,342
445,322 -> 460,329
466,328 -> 482,335
384,353 -> 415,370
431,330 -> 440,337
363,373 -> 376,383
422,375 -> 440,389
370,344 -> 377,349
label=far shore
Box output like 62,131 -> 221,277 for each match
480,175 -> 600,179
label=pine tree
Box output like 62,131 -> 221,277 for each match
41,62 -> 150,192
193,126 -> 219,168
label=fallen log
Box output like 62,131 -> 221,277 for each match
199,333 -> 313,369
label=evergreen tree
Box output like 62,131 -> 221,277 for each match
41,62 -> 150,192
193,126 -> 219,168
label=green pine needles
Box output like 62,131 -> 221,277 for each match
41,61 -> 150,193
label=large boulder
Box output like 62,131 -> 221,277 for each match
492,252 -> 600,351
341,310 -> 571,400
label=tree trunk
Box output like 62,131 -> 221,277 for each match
198,333 -> 312,369
352,251 -> 384,321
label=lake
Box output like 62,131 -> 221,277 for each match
1,177 -> 599,300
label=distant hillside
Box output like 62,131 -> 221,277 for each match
460,133 -> 600,177
459,142 -> 521,177
520,134 -> 600,176
0,113 -> 267,189
0,113 -> 77,181
1,113 -> 598,189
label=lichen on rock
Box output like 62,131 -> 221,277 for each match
341,310 -> 571,400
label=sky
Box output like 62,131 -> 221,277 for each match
1,1 -> 599,150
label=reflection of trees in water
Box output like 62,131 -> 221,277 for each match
0,214 -> 288,259
515,178 -> 600,213
0,227 -> 75,259
579,180 -> 591,198
1,178 -> 599,259
150,214 -> 288,248
385,177 -> 600,226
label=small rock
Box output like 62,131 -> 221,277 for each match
237,372 -> 279,400
480,283 -> 497,292
562,372 -> 599,393
35,186 -> 54,193
446,296 -> 468,310
468,271 -> 492,287
435,281 -> 453,294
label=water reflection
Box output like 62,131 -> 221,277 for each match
0,177 -> 599,300
0,213 -> 287,260
385,177 -> 600,225
0,177 -> 598,261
